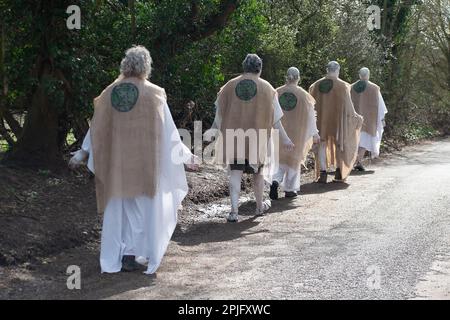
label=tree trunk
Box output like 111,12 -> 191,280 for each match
4,61 -> 62,168
129,0 -> 136,44
2,1 -> 72,169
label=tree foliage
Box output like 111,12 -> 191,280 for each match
0,0 -> 448,167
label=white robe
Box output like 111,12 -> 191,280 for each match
82,99 -> 191,274
359,91 -> 388,158
273,108 -> 319,192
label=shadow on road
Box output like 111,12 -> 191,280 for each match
267,197 -> 304,213
300,182 -> 350,195
350,170 -> 375,176
174,216 -> 267,246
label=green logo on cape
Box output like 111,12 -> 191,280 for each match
235,79 -> 257,101
111,83 -> 139,112
318,79 -> 333,93
279,92 -> 297,111
353,80 -> 367,93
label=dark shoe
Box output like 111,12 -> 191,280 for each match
121,255 -> 143,272
285,191 -> 298,198
269,181 -> 279,200
354,162 -> 366,171
333,168 -> 344,182
318,171 -> 327,184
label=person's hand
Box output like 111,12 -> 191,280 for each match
313,134 -> 320,144
283,139 -> 295,152
186,163 -> 199,171
185,154 -> 200,172
69,150 -> 88,170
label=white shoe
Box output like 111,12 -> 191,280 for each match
227,212 -> 239,223
255,200 -> 272,216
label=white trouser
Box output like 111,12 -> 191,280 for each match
229,170 -> 265,214
318,142 -> 328,171
357,147 -> 366,162
273,164 -> 301,192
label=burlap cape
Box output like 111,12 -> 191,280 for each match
309,76 -> 363,180
351,81 -> 380,136
276,84 -> 316,169
215,73 -> 276,168
90,76 -> 165,213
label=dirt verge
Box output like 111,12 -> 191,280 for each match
0,163 -> 253,267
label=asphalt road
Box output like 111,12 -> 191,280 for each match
2,138 -> 449,300
109,138 -> 450,300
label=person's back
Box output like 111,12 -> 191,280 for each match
350,67 -> 388,170
277,83 -> 316,169
219,73 -> 275,134
91,77 -> 165,213
310,76 -> 350,141
210,54 -> 294,222
351,80 -> 380,137
270,66 -> 319,200
309,61 -> 363,183
69,46 -> 197,275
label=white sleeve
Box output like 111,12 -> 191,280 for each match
379,92 -> 388,117
273,94 -> 284,125
162,98 -> 193,166
81,128 -> 95,173
308,107 -> 319,138
273,120 -> 291,145
309,107 -> 319,136
210,100 -> 222,130
181,141 -> 192,158
81,128 -> 91,153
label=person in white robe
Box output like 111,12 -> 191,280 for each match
351,67 -> 388,171
270,67 -> 320,199
69,46 -> 197,274
309,61 -> 363,183
207,54 -> 294,223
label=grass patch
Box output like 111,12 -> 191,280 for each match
66,131 -> 77,146
0,140 -> 10,152
403,125 -> 440,142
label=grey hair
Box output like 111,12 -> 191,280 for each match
120,45 -> 152,79
242,54 -> 263,74
286,67 -> 300,83
359,67 -> 370,80
326,61 -> 340,73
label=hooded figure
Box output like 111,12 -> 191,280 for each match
69,46 -> 197,274
309,61 -> 363,183
270,67 -> 320,200
351,67 -> 388,171
208,54 -> 294,223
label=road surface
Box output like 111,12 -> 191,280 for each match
114,138 -> 450,300
2,138 -> 450,299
